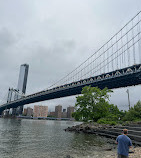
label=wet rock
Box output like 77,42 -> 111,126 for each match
103,147 -> 112,151
65,155 -> 74,158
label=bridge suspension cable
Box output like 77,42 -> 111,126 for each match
47,11 -> 141,89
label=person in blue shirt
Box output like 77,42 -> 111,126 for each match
116,129 -> 132,158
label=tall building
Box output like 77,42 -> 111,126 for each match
23,108 -> 27,116
17,64 -> 29,94
62,108 -> 67,118
67,106 -> 74,118
33,105 -> 48,117
26,107 -> 33,117
15,64 -> 29,115
55,105 -> 62,118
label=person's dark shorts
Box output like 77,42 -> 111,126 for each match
118,154 -> 128,158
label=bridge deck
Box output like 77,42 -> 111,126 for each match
0,64 -> 141,113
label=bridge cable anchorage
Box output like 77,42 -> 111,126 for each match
46,11 -> 141,89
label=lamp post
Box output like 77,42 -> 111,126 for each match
126,89 -> 131,110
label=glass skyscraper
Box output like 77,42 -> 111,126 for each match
14,64 -> 29,115
17,64 -> 29,93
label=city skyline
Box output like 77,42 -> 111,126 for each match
24,104 -> 74,119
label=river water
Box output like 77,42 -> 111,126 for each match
0,118 -> 116,158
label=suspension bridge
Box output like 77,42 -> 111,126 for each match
0,11 -> 141,114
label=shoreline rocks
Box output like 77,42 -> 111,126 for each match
64,122 -> 115,134
65,122 -> 141,146
65,122 -> 141,157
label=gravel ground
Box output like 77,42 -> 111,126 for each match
105,147 -> 141,158
128,147 -> 141,158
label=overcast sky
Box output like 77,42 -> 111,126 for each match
0,0 -> 141,111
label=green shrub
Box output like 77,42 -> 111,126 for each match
105,113 -> 119,121
97,118 -> 117,125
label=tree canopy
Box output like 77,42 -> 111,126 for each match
123,100 -> 141,121
72,86 -> 120,122
72,86 -> 141,124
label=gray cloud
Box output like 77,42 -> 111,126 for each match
0,0 -> 141,111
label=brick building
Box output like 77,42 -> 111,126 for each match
55,105 -> 62,118
33,105 -> 48,117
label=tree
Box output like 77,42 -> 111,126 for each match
123,100 -> 141,121
73,86 -> 113,122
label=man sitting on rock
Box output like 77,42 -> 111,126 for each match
116,129 -> 132,158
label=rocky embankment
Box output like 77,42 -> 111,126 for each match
65,123 -> 110,133
65,122 -> 141,146
65,122 -> 141,157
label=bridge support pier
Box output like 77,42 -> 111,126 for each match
18,106 -> 23,115
0,110 -> 3,116
11,106 -> 24,116
12,108 -> 17,116
16,106 -> 23,116
4,110 -> 10,117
